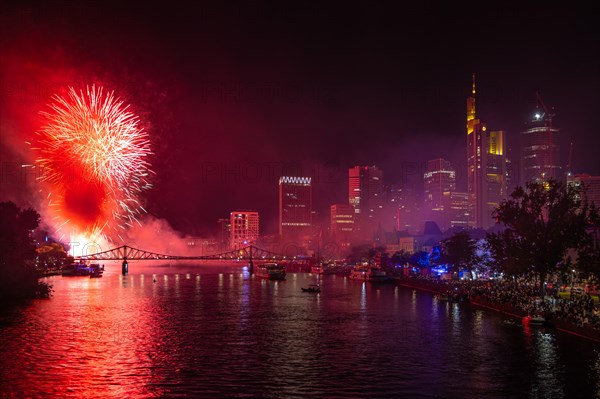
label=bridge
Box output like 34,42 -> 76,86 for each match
77,244 -> 299,262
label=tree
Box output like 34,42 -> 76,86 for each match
391,250 -> 411,267
37,242 -> 72,270
0,201 -> 52,300
408,251 -> 429,269
486,179 -> 592,294
441,231 -> 479,279
346,244 -> 373,264
575,202 -> 600,279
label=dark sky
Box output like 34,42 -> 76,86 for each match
1,2 -> 599,236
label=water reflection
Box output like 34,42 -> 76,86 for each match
0,266 -> 598,398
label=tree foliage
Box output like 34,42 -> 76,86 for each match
391,250 -> 411,266
441,231 -> 479,278
0,201 -> 52,300
486,179 -> 593,293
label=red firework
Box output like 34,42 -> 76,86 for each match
34,85 -> 153,241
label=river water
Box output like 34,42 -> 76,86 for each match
1,263 -> 599,398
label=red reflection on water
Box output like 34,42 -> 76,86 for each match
11,275 -> 167,398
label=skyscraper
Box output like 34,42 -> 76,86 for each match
230,211 -> 259,249
568,174 -> 600,208
521,94 -> 562,186
216,217 -> 231,249
348,165 -> 383,238
424,158 -> 456,232
384,184 -> 421,235
466,75 -> 508,229
279,176 -> 312,240
447,191 -> 470,229
330,204 -> 355,247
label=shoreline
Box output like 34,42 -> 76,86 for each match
397,278 -> 600,343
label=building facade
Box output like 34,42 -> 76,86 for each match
568,174 -> 600,208
330,204 -> 356,248
446,191 -> 470,229
424,158 -> 456,232
348,165 -> 383,239
466,75 -> 508,229
216,217 -> 231,249
279,176 -> 312,240
521,96 -> 562,186
384,185 -> 421,235
230,211 -> 259,249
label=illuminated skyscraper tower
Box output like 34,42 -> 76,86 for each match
466,75 -> 507,229
424,158 -> 456,232
521,94 -> 562,186
279,176 -> 312,240
230,211 -> 259,249
348,166 -> 383,239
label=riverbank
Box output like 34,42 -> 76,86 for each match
397,277 -> 600,343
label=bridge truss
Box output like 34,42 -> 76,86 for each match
76,245 -> 297,262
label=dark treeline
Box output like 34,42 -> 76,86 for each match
0,201 -> 52,301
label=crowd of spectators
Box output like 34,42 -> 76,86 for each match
398,275 -> 600,330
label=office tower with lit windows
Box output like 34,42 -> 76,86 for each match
447,191 -> 470,228
330,204 -> 356,247
230,211 -> 259,249
568,174 -> 600,208
279,176 -> 312,240
348,165 -> 383,238
521,95 -> 562,186
466,75 -> 508,229
424,158 -> 456,232
384,184 -> 421,235
217,218 -> 231,248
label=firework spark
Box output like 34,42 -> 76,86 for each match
34,85 -> 153,243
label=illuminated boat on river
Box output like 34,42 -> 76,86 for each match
254,263 -> 286,280
348,265 -> 388,283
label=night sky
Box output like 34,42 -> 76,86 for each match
1,2 -> 599,236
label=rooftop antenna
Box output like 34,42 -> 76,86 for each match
566,141 -> 574,177
535,91 -> 554,125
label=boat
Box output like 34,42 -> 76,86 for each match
311,263 -> 325,274
89,263 -> 104,278
254,263 -> 286,280
435,291 -> 469,303
348,266 -> 388,283
61,262 -> 93,276
435,293 -> 450,301
301,284 -> 321,293
524,314 -> 552,327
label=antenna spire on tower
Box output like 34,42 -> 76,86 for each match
472,73 -> 476,96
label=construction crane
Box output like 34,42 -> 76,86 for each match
566,141 -> 574,177
535,91 -> 554,125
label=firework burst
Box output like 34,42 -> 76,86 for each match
33,85 -> 153,243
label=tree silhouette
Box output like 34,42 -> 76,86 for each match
0,201 -> 52,300
441,231 -> 478,279
487,180 -> 592,294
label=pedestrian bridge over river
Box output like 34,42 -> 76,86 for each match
76,244 -> 296,262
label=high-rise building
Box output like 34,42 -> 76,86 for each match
348,165 -> 383,238
521,94 -> 562,186
466,75 -> 508,229
446,191 -> 470,229
424,158 -> 456,232
279,176 -> 312,240
384,184 -> 421,235
230,211 -> 259,249
216,218 -> 231,248
330,204 -> 355,247
568,174 -> 600,208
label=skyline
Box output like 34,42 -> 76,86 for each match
1,2 -> 600,236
